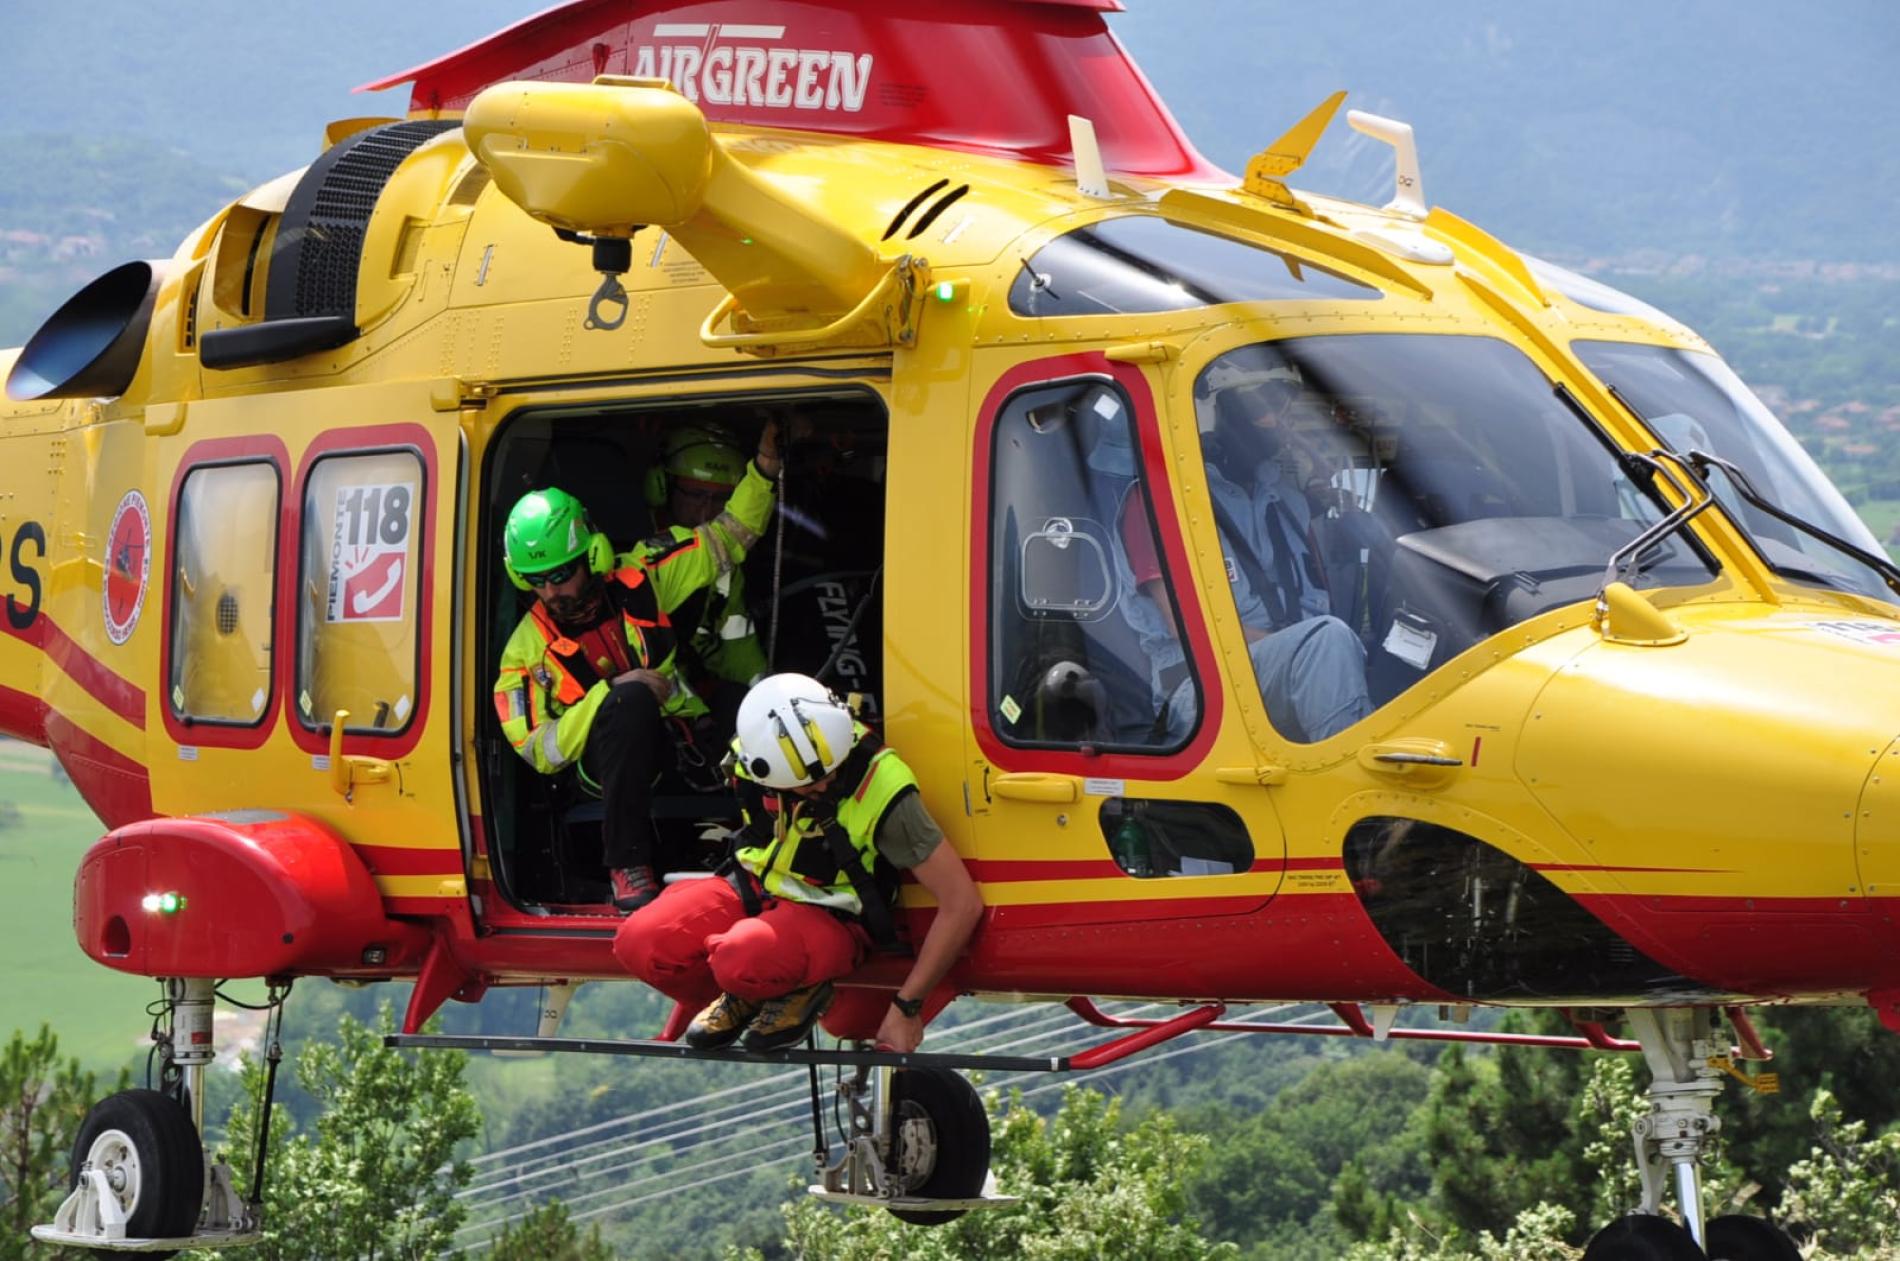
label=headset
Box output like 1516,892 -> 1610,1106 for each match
643,423 -> 746,509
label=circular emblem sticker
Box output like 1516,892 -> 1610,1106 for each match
104,490 -> 151,645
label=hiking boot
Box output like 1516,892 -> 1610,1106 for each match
684,992 -> 763,1050
608,866 -> 660,913
742,981 -> 835,1052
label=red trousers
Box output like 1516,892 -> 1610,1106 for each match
612,873 -> 869,1007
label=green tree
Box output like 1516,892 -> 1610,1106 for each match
195,1006 -> 480,1261
0,1025 -> 127,1261
757,1085 -> 1236,1261
1777,1088 -> 1900,1258
487,1200 -> 614,1261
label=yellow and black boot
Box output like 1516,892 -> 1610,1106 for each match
742,982 -> 835,1052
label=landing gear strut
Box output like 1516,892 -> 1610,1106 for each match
33,977 -> 279,1256
1584,1008 -> 1801,1261
805,1050 -> 1015,1223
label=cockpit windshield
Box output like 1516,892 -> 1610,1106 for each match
1009,215 -> 1381,318
1573,341 -> 1896,606
1178,334 -> 1717,729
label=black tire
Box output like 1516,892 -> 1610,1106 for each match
886,1068 -> 990,1227
1705,1215 -> 1802,1261
1582,1214 -> 1707,1261
67,1088 -> 204,1249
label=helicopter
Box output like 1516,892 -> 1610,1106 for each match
4,0 -> 1899,1256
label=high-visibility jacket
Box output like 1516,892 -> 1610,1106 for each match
639,521 -> 768,686
733,725 -> 917,919
493,461 -> 774,775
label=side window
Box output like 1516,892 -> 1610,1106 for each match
1099,798 -> 1253,878
297,450 -> 424,735
169,463 -> 279,724
987,378 -> 1199,749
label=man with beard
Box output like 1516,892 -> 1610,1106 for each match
493,424 -> 782,911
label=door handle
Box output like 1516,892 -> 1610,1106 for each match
329,709 -> 394,802
1358,739 -> 1462,787
990,773 -> 1079,804
1214,765 -> 1288,787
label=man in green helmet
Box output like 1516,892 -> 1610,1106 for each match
640,425 -> 769,700
493,424 -> 782,912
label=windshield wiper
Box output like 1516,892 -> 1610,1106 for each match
1682,448 -> 1900,596
1552,384 -> 1715,590
1603,385 -> 1900,598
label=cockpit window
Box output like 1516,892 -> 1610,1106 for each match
987,377 -> 1201,751
1520,255 -> 1677,325
1009,216 -> 1381,318
1185,334 -> 1717,729
1574,341 -> 1895,606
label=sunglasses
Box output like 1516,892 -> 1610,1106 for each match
522,558 -> 582,588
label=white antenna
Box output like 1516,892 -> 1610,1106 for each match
1347,109 -> 1427,220
1068,114 -> 1110,199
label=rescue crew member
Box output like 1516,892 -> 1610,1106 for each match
493,424 -> 782,912
639,424 -> 768,712
612,673 -> 984,1053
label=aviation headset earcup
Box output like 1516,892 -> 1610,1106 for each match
643,465 -> 668,508
586,531 -> 615,575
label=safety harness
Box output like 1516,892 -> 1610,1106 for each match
724,729 -> 908,951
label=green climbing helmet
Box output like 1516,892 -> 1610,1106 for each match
666,433 -> 747,488
504,488 -> 604,587
645,425 -> 747,506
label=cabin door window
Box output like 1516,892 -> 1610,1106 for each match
295,449 -> 425,735
985,377 -> 1203,750
168,462 -> 279,725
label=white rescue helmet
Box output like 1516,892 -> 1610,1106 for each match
735,673 -> 857,789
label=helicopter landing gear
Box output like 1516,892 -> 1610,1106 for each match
32,978 -> 274,1256
1582,1213 -> 1705,1260
1702,1214 -> 1803,1260
807,1057 -> 1017,1224
1584,1008 -> 1807,1260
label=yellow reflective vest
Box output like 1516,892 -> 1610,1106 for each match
492,462 -> 774,775
734,729 -> 918,918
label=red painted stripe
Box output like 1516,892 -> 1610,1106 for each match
1528,863 -> 1730,875
0,681 -> 48,742
354,844 -> 464,878
40,707 -> 150,829
0,610 -> 144,728
966,854 -> 1342,883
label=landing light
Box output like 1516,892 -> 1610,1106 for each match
140,891 -> 187,915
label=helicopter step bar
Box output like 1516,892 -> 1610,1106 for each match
382,997 -> 1758,1071
388,998 -> 1234,1072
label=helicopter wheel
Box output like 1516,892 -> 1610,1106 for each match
67,1088 -> 205,1253
1582,1214 -> 1707,1261
886,1067 -> 990,1227
1704,1215 -> 1802,1261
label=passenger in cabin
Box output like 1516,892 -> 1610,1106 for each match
638,425 -> 769,719
613,674 -> 984,1054
492,424 -> 782,913
1090,369 -> 1369,744
1194,361 -> 1371,741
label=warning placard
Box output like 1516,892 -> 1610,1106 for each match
326,481 -> 416,623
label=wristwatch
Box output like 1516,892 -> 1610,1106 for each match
891,994 -> 924,1019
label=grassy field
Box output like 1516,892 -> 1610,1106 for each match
0,743 -> 155,1069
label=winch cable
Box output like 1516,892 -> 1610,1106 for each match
764,431 -> 789,669
455,1002 -> 1324,1241
453,1004 -> 1137,1230
455,1004 -> 1101,1211
466,1003 -> 1328,1243
459,1001 -> 1074,1185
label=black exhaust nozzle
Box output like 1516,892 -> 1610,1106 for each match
6,259 -> 169,402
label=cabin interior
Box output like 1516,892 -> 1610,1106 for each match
476,388 -> 889,913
